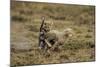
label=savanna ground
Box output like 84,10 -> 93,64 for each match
11,1 -> 95,66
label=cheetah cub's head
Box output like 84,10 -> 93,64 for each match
43,21 -> 53,32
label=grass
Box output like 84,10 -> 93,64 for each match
11,1 -> 95,66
